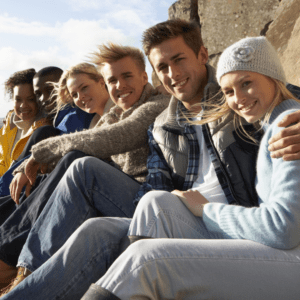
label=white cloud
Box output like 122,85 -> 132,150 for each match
66,0 -> 102,11
0,46 -> 71,71
0,14 -> 55,36
57,19 -> 130,59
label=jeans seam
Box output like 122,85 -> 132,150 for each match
19,207 -> 96,272
55,246 -> 119,299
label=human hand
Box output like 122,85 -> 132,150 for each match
25,156 -> 48,186
171,189 -> 208,217
268,110 -> 300,161
9,172 -> 32,205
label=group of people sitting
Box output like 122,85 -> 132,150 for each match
0,18 -> 300,299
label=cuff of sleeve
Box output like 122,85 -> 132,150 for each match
81,283 -> 121,300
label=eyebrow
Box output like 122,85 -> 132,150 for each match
107,72 -> 133,82
238,75 -> 251,83
221,75 -> 252,90
156,52 -> 184,69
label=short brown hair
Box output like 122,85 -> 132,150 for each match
142,19 -> 203,58
4,68 -> 36,100
91,43 -> 146,73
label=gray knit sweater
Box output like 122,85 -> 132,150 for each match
25,83 -> 169,182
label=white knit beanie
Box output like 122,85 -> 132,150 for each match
216,36 -> 286,85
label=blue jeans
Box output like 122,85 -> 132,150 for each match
89,191 -> 300,299
0,150 -> 88,266
1,218 -> 131,300
4,191 -> 300,300
17,156 -> 140,272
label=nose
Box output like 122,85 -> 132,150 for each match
234,89 -> 246,104
20,101 -> 28,108
116,79 -> 125,90
79,92 -> 85,102
169,64 -> 180,80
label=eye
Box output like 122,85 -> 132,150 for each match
224,89 -> 234,96
157,65 -> 167,72
71,93 -> 78,100
242,81 -> 251,88
82,85 -> 88,91
175,57 -> 184,63
108,79 -> 116,84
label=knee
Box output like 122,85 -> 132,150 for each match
137,190 -> 174,212
68,218 -> 100,244
62,150 -> 87,164
124,239 -> 161,264
68,156 -> 99,173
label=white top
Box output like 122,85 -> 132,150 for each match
191,122 -> 227,204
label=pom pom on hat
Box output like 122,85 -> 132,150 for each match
216,36 -> 286,85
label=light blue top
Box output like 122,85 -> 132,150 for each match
203,99 -> 300,249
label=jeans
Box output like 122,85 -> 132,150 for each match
92,191 -> 300,299
4,190 -> 300,299
0,150 -> 89,266
1,218 -> 131,300
18,156 -> 140,272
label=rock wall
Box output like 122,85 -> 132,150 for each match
266,0 -> 300,85
168,0 -> 300,85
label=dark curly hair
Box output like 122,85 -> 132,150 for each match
4,68 -> 36,100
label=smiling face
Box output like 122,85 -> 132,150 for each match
66,73 -> 109,116
33,74 -> 57,112
13,83 -> 38,121
101,56 -> 148,111
220,71 -> 277,123
149,36 -> 208,110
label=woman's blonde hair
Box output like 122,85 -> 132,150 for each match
194,78 -> 299,143
51,63 -> 103,113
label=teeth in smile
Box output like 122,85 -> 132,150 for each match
241,102 -> 256,111
119,93 -> 130,98
174,79 -> 187,87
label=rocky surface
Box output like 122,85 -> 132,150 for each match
168,0 -> 300,85
266,0 -> 300,85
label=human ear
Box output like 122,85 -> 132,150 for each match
197,46 -> 209,65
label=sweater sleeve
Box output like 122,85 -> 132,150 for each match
30,96 -> 169,165
203,112 -> 300,250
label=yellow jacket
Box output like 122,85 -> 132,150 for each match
0,111 -> 51,176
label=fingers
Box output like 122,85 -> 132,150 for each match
268,123 -> 300,145
9,181 -> 16,203
40,163 -> 48,174
269,143 -> 300,160
25,183 -> 32,198
25,158 -> 39,186
277,110 -> 300,127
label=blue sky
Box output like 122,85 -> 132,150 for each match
0,0 -> 175,117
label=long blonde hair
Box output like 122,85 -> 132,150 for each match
194,78 -> 299,143
51,63 -> 103,113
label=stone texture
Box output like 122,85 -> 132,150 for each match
168,0 -> 300,84
168,0 -> 200,24
266,0 -> 300,85
169,0 -> 280,66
